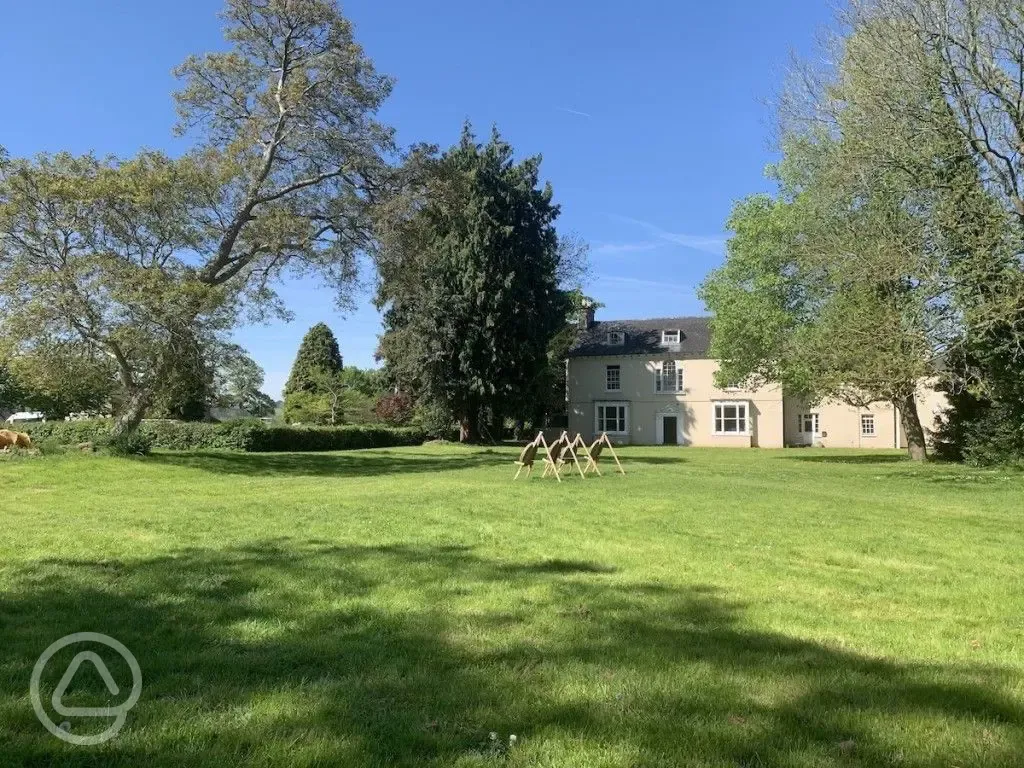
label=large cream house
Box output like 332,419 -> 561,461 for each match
566,312 -> 948,448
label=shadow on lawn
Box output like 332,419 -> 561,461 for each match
147,448 -> 682,477
779,453 -> 910,465
146,449 -> 507,477
1,542 -> 1020,767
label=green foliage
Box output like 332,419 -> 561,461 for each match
413,400 -> 457,440
213,343 -> 277,417
373,391 -> 414,426
282,390 -> 334,426
0,363 -> 24,414
23,419 -> 424,453
532,290 -> 601,429
0,0 -> 393,438
4,341 -> 116,419
933,345 -> 1024,466
105,430 -> 154,457
935,398 -> 1024,467
699,13 -> 1024,460
341,367 -> 385,399
284,324 -> 345,424
148,332 -> 213,421
284,324 -> 344,394
375,125 -> 577,441
21,420 -> 114,445
256,424 -> 425,452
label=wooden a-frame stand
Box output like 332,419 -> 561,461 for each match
513,431 -> 622,480
571,432 -> 625,476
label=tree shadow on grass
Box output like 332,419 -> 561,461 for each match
145,448 -> 678,478
621,454 -> 688,466
0,542 -> 1020,767
145,449 -> 507,478
779,453 -> 910,465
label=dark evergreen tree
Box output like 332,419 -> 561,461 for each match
0,364 -> 23,415
526,290 -> 601,432
374,125 -> 572,441
928,117 -> 1024,465
147,331 -> 212,421
283,323 -> 344,424
934,335 -> 1024,465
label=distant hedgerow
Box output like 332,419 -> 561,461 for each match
23,419 -> 425,453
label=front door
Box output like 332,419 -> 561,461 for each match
662,416 -> 678,445
797,412 -> 820,445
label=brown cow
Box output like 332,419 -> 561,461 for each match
0,429 -> 33,449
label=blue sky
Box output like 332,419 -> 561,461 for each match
1,0 -> 832,397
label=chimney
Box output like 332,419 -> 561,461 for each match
580,300 -> 596,330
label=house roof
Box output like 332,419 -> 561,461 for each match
567,316 -> 712,358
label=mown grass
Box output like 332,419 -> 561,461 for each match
1,444 -> 1022,766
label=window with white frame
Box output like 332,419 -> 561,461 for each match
605,364 -> 621,392
595,402 -> 628,434
861,413 -> 876,437
606,331 -> 624,346
713,401 -> 749,434
661,329 -> 680,345
798,413 -> 820,434
655,360 -> 684,393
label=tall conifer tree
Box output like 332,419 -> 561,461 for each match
374,125 -> 572,441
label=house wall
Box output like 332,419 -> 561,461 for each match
567,354 -> 950,449
917,383 -> 951,440
783,386 -> 951,450
567,356 -> 784,447
783,397 -> 901,449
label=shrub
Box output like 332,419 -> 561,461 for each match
23,419 -> 425,453
934,391 -> 1024,467
22,419 -> 112,445
256,424 -> 424,452
413,401 -> 458,440
141,419 -> 267,451
947,404 -> 1024,467
374,392 -> 414,426
105,431 -> 154,456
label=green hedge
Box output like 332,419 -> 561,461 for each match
23,419 -> 426,453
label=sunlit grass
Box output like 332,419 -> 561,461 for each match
1,444 -> 1022,766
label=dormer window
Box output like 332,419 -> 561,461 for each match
606,331 -> 624,346
661,329 -> 680,345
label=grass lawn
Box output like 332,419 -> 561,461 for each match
1,444 -> 1022,767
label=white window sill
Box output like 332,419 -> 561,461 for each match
713,432 -> 751,437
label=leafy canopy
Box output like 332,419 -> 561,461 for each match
0,0 -> 393,435
374,125 -> 579,440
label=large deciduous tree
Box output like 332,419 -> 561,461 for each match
838,0 -> 1024,463
374,126 -> 577,442
0,0 -> 392,438
701,15 -> 1023,461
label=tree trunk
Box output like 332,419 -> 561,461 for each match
459,401 -> 481,443
898,392 -> 928,461
111,388 -> 150,440
488,408 -> 504,443
459,416 -> 481,443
